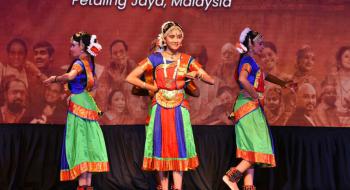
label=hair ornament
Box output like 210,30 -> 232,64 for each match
235,42 -> 248,54
87,35 -> 102,57
239,27 -> 251,43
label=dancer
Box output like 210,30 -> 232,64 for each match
126,21 -> 214,190
44,32 -> 109,190
223,27 -> 293,190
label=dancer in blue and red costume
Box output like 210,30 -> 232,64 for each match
44,32 -> 109,190
222,27 -> 295,190
126,21 -> 215,190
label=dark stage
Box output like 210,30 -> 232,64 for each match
1,125 -> 349,190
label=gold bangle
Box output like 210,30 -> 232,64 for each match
198,70 -> 204,79
198,73 -> 203,79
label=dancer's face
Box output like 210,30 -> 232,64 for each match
70,41 -> 83,58
164,28 -> 183,52
251,38 -> 264,55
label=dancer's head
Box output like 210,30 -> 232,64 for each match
159,21 -> 184,52
234,27 -> 263,81
70,32 -> 102,58
235,27 -> 264,56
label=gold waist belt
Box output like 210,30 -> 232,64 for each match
155,89 -> 184,108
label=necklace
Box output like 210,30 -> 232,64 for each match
162,56 -> 180,79
162,55 -> 181,88
164,50 -> 178,60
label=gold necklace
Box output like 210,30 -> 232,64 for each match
164,51 -> 178,60
162,56 -> 180,79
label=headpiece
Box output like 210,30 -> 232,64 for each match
87,35 -> 102,57
235,27 -> 262,54
158,21 -> 184,47
72,32 -> 102,57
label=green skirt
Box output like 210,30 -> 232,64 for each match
60,91 -> 109,181
233,94 -> 276,167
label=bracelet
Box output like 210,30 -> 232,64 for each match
197,70 -> 204,79
54,76 -> 58,82
198,72 -> 203,79
142,81 -> 146,89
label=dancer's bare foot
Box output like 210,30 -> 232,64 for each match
223,175 -> 239,190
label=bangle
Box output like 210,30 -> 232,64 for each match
54,76 -> 58,82
198,73 -> 203,79
142,81 -> 146,89
198,70 -> 204,79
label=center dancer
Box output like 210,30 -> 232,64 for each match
126,21 -> 214,190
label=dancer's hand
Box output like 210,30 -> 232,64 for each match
284,80 -> 298,93
66,94 -> 72,106
186,71 -> 202,80
43,76 -> 56,86
150,85 -> 158,92
150,80 -> 158,93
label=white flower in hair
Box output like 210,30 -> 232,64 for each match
235,43 -> 248,54
239,27 -> 251,43
87,35 -> 102,57
161,21 -> 174,32
157,33 -> 164,46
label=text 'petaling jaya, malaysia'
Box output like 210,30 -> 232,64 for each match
72,0 -> 232,11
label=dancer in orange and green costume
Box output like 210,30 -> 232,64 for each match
126,21 -> 215,190
223,28 -> 294,190
44,32 -> 109,190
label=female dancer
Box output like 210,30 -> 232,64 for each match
223,28 -> 292,190
126,21 -> 214,190
44,32 -> 109,190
